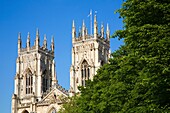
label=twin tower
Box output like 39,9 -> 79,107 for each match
12,14 -> 110,113
70,15 -> 110,95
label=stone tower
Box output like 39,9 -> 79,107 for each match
70,15 -> 110,96
12,29 -> 68,113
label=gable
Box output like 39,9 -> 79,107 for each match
38,88 -> 68,105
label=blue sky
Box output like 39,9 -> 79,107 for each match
0,0 -> 123,112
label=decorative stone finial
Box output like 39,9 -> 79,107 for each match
72,20 -> 75,28
43,34 -> 47,49
82,20 -> 86,39
36,28 -> 39,36
86,28 -> 88,36
35,28 -> 40,48
78,26 -> 81,37
18,32 -> 22,54
94,15 -> 98,38
18,32 -> 21,40
82,20 -> 85,27
101,23 -> 104,38
27,32 -> 30,48
51,35 -> 54,53
106,23 -> 110,41
72,20 -> 76,39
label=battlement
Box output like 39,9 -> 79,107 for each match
72,15 -> 110,44
17,29 -> 54,56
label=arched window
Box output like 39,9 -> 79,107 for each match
42,70 -> 48,93
26,71 -> 33,94
22,110 -> 29,113
81,69 -> 83,79
51,109 -> 57,113
101,60 -> 104,66
87,68 -> 90,79
81,60 -> 90,86
48,108 -> 57,113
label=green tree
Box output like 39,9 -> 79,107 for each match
59,0 -> 170,112
58,96 -> 81,113
113,0 -> 170,112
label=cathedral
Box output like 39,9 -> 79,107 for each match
11,15 -> 110,113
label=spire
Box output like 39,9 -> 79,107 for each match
94,14 -> 98,38
35,28 -> 40,48
27,32 -> 30,48
43,34 -> 47,49
101,23 -> 104,38
36,28 -> 39,36
88,9 -> 92,35
86,28 -> 88,36
82,20 -> 86,39
72,20 -> 76,41
82,20 -> 85,27
106,23 -> 110,41
18,32 -> 21,40
18,32 -> 22,54
72,20 -> 75,28
78,26 -> 81,37
51,35 -> 54,53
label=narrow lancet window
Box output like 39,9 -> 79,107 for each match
87,68 -> 90,80
42,70 -> 49,93
26,71 -> 33,94
81,60 -> 90,86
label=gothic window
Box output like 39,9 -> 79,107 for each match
22,110 -> 29,113
26,71 -> 33,94
76,77 -> 79,83
87,68 -> 90,79
42,70 -> 48,93
50,77 -> 52,88
81,69 -> 83,79
102,46 -> 104,55
51,109 -> 56,113
81,60 -> 90,86
48,108 -> 57,113
82,80 -> 85,86
51,110 -> 57,113
101,60 -> 104,66
84,68 -> 86,78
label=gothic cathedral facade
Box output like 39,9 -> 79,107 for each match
12,15 -> 110,113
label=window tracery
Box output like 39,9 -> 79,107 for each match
51,109 -> 57,113
26,70 -> 33,94
81,60 -> 90,86
48,108 -> 57,113
22,110 -> 29,113
42,70 -> 48,93
41,70 -> 52,93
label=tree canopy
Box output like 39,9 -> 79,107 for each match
59,0 -> 170,112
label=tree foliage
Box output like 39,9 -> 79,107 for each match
59,0 -> 170,112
